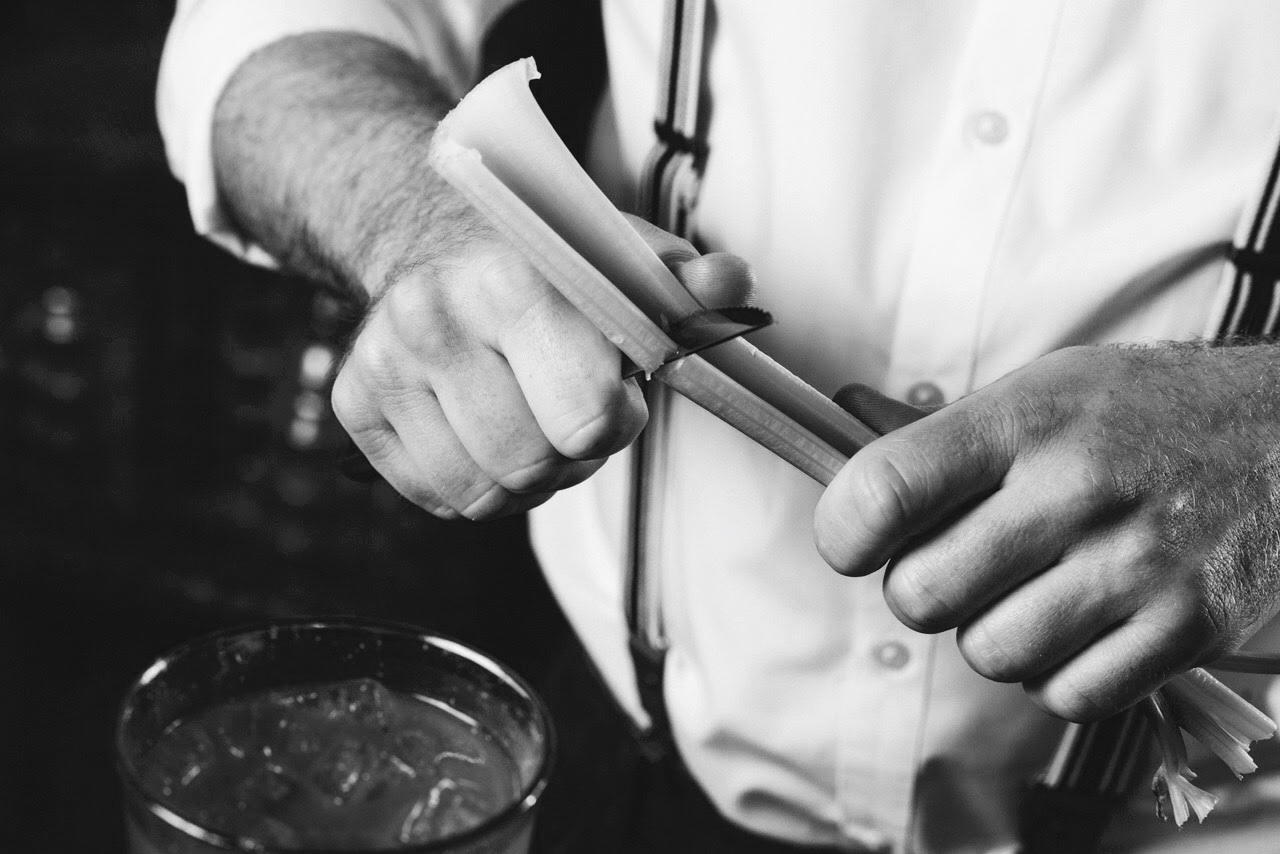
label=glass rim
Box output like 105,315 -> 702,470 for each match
115,616 -> 556,854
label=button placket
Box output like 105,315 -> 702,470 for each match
838,585 -> 932,846
884,2 -> 1063,401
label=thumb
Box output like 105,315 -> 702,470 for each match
832,383 -> 930,435
674,251 -> 757,309
624,215 -> 757,309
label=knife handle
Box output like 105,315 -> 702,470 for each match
831,383 -> 929,436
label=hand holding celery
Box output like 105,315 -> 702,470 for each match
428,59 -> 1277,825
428,59 -> 877,485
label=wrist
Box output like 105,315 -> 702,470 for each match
350,176 -> 492,300
211,31 -> 466,296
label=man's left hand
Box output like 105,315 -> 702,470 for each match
815,343 -> 1280,720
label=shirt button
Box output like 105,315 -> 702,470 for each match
905,381 -> 945,407
872,640 -> 911,670
969,110 -> 1009,145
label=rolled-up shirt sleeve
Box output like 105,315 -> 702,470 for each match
157,0 -> 515,265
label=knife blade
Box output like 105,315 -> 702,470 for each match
622,305 -> 773,379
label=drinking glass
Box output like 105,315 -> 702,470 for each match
116,619 -> 554,853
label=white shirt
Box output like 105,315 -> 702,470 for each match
159,3 -> 1280,851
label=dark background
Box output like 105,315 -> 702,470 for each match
0,4 -> 600,851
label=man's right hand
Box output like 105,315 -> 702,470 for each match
332,226 -> 647,519
210,32 -> 751,518
333,215 -> 754,519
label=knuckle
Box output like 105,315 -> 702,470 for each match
400,485 -> 461,520
472,251 -> 555,329
460,482 -> 519,521
1062,452 -> 1123,511
973,394 -> 1027,455
354,426 -> 399,465
499,457 -> 602,495
1101,522 -> 1169,594
957,621 -> 1031,682
347,327 -> 404,387
846,450 -> 919,540
1030,673 -> 1111,722
884,561 -> 959,632
383,278 -> 468,362
383,274 -> 436,327
549,391 -> 644,459
329,367 -> 363,428
475,249 -> 540,296
1162,597 -> 1224,659
495,453 -> 563,494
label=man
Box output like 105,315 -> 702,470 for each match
160,2 -> 1280,851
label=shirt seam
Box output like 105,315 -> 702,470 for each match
965,0 -> 1066,393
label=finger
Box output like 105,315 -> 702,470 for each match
333,316 -> 498,517
332,407 -> 462,519
330,357 -> 437,499
1022,602 -> 1204,722
497,289 -> 648,460
877,457 -> 1110,631
953,554 -> 1135,685
429,344 -> 607,494
814,405 -> 1016,577
675,252 -> 757,308
370,434 -> 473,519
382,379 -> 557,519
334,332 -> 558,519
832,383 -> 928,434
624,214 -> 699,266
880,490 -> 1070,633
624,215 -> 757,309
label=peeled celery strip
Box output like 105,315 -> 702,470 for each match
1165,689 -> 1257,778
1147,691 -> 1219,826
428,58 -> 878,481
1168,668 -> 1277,742
1144,668 -> 1277,825
433,57 -> 695,327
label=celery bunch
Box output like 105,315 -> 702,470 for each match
1146,668 -> 1276,826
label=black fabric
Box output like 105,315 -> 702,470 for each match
832,383 -> 927,435
1232,275 -> 1279,341
1215,135 -> 1280,340
480,0 -> 608,162
530,635 -> 857,854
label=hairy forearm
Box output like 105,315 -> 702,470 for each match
212,31 -> 479,296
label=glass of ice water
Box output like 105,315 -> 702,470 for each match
115,619 -> 554,853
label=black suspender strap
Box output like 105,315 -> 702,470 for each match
1212,128 -> 1280,340
642,0 -> 710,235
626,0 -> 711,760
